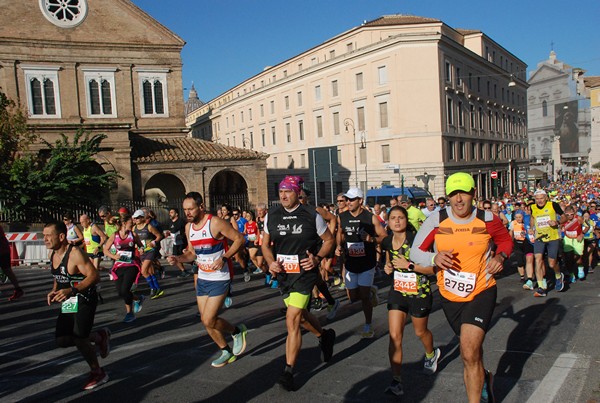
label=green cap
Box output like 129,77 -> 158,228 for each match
446,172 -> 475,195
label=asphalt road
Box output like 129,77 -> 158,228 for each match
1,261 -> 600,402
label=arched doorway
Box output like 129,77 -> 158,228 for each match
209,170 -> 248,211
145,173 -> 186,205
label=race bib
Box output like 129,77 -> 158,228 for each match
196,255 -> 215,272
61,296 -> 78,313
347,242 -> 366,257
537,215 -> 551,228
278,254 -> 300,273
444,271 -> 476,298
393,271 -> 418,295
565,230 -> 578,238
248,234 -> 257,242
118,251 -> 133,263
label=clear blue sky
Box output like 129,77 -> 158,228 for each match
132,0 -> 600,102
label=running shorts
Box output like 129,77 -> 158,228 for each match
440,285 -> 497,336
387,291 -> 432,318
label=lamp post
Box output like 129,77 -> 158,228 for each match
492,141 -> 526,198
344,118 -> 358,187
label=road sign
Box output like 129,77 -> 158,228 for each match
491,171 -> 498,179
385,164 -> 399,170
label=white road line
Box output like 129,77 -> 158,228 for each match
527,353 -> 589,403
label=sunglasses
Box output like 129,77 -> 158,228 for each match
99,214 -> 107,219
336,199 -> 345,202
483,207 -> 491,210
298,196 -> 304,200
346,197 -> 359,202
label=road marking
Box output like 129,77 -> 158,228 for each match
527,353 -> 589,403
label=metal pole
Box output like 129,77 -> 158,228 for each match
312,149 -> 318,202
329,148 -> 334,204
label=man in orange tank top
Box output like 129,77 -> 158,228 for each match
410,172 -> 512,403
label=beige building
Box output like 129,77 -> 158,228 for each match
527,51 -> 592,179
0,0 -> 267,211
187,15 -> 528,201
583,76 -> 600,169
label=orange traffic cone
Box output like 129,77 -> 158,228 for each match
9,242 -> 20,267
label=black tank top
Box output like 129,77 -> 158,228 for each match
267,204 -> 321,293
50,245 -> 96,300
339,209 -> 377,272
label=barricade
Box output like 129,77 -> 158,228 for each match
5,232 -> 49,266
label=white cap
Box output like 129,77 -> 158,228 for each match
132,209 -> 145,218
344,187 -> 364,199
533,189 -> 547,196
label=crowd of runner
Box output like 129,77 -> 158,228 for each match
3,172 -> 600,401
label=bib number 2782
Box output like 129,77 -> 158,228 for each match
444,271 -> 476,298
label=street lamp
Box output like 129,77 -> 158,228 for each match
344,118 -> 358,187
492,140 -> 527,198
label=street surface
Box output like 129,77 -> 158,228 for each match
1,261 -> 600,402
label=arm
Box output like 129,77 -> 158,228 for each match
390,253 -> 434,275
210,217 -> 244,271
48,247 -> 100,303
500,212 -> 509,226
302,215 -> 334,270
335,216 -> 344,256
409,211 -> 440,268
148,224 -> 164,245
168,223 -> 196,265
103,233 -> 119,260
72,225 -> 84,245
92,225 -> 107,254
486,215 -> 513,274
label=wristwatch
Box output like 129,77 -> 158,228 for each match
221,256 -> 228,264
407,262 -> 415,271
498,252 -> 508,260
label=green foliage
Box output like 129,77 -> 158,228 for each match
592,161 -> 600,170
0,91 -> 121,221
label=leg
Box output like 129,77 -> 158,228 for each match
358,286 -> 373,325
300,309 -> 322,337
197,294 -> 234,348
534,253 -> 546,286
412,316 -> 434,355
525,254 -> 535,279
284,305 -> 304,367
460,324 -> 486,403
388,309 -> 407,377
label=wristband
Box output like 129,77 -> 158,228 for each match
221,256 -> 228,264
315,255 -> 324,262
71,287 -> 78,296
431,254 -> 437,266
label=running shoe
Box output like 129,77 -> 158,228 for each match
278,371 -> 294,391
8,288 -> 24,301
370,285 -> 379,308
265,274 -> 271,285
589,266 -> 595,273
319,328 -> 336,362
158,266 -> 166,279
522,280 -> 534,290
97,328 -> 111,359
0,272 -> 7,284
224,296 -> 233,308
326,299 -> 340,321
243,272 -> 251,282
384,379 -> 404,396
133,295 -> 145,314
555,273 -> 565,292
333,276 -> 342,287
151,289 -> 164,300
570,273 -> 577,284
83,368 -> 109,390
130,282 -> 137,292
150,289 -> 156,298
232,324 -> 247,356
178,270 -> 191,278
578,268 -> 585,280
123,312 -> 136,323
311,298 -> 324,312
481,369 -> 495,403
270,280 -> 279,289
423,347 -> 441,374
361,325 -> 375,339
253,268 -> 263,274
533,287 -> 547,297
211,350 -> 236,368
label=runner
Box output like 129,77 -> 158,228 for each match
243,211 -> 263,277
398,195 -> 427,230
165,208 -> 191,278
43,221 -> 110,390
98,206 -> 118,240
262,176 -> 336,391
103,215 -> 145,323
63,213 -> 84,246
132,209 -> 165,299
508,210 -> 535,288
582,210 -> 596,275
336,187 -> 388,338
166,192 -> 247,368
80,214 -> 107,271
530,189 -> 567,297
411,172 -> 512,403
255,203 -> 273,286
0,225 -> 24,301
561,205 -> 585,283
421,198 -> 439,218
231,207 -> 251,282
382,206 -> 440,396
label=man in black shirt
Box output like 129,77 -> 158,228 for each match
165,208 -> 190,278
262,176 -> 336,391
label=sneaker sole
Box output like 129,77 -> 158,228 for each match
83,373 -> 109,390
233,328 -> 247,356
211,355 -> 237,368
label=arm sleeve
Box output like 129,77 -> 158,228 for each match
410,211 -> 440,267
487,215 -> 513,256
552,202 -> 564,215
315,213 -> 328,236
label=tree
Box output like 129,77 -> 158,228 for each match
0,91 -> 121,221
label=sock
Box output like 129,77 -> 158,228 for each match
232,326 -> 240,336
364,323 -> 371,331
284,364 -> 293,374
555,272 -> 562,279
425,350 -> 435,359
222,345 -> 232,354
149,275 -> 160,289
145,277 -> 154,289
542,279 -> 548,289
578,266 -> 584,272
